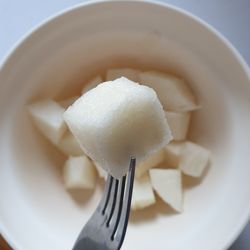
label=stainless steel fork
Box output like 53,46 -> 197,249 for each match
72,158 -> 136,250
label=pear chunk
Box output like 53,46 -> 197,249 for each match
179,141 -> 210,177
139,71 -> 198,111
149,169 -> 182,212
164,142 -> 184,168
135,149 -> 165,178
63,155 -> 97,189
132,173 -> 156,210
165,111 -> 191,141
28,99 -> 67,144
58,131 -> 83,156
64,77 -> 172,178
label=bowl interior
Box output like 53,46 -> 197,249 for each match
0,2 -> 250,250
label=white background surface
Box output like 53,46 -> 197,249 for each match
0,0 -> 249,249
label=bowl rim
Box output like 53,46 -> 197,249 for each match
0,1 -> 250,249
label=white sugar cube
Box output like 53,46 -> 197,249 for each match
58,131 -> 83,156
165,111 -> 191,141
59,96 -> 79,109
139,71 -> 198,111
63,155 -> 97,189
28,99 -> 67,144
164,141 -> 184,168
82,75 -> 103,94
64,77 -> 172,178
179,141 -> 210,177
135,148 -> 165,178
132,173 -> 156,210
149,169 -> 183,212
106,68 -> 139,82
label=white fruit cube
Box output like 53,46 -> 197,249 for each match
165,111 -> 191,141
82,75 -> 103,93
179,141 -> 210,177
131,173 -> 156,210
58,131 -> 83,156
139,71 -> 198,111
135,149 -> 165,178
106,68 -> 139,82
28,99 -> 67,144
63,155 -> 97,189
59,96 -> 79,109
164,141 -> 184,168
64,77 -> 172,178
149,169 -> 182,212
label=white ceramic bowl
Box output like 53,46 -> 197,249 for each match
0,1 -> 250,250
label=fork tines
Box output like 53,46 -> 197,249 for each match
73,158 -> 136,250
99,158 -> 136,248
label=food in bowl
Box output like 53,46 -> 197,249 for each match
64,77 -> 172,179
63,155 -> 97,189
28,68 -> 210,213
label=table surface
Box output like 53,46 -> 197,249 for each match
0,0 -> 249,249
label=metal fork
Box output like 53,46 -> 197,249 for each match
72,158 -> 136,250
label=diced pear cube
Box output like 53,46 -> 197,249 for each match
59,96 -> 79,109
82,75 -> 103,93
106,68 -> 139,82
165,111 -> 191,141
63,155 -> 97,189
28,99 -> 67,144
139,71 -> 198,111
58,131 -> 83,156
131,173 -> 156,210
135,149 -> 165,178
64,77 -> 172,178
164,141 -> 184,168
149,169 -> 182,212
179,141 -> 210,177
